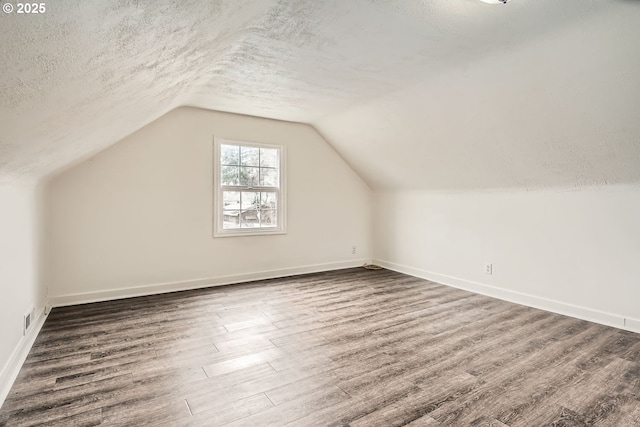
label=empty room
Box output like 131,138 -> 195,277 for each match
1,0 -> 639,426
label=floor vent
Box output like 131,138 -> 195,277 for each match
23,310 -> 33,336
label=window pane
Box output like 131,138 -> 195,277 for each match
260,192 -> 277,209
260,168 -> 278,187
241,208 -> 259,228
222,191 -> 240,209
239,166 -> 259,186
222,210 -> 240,229
241,146 -> 259,166
260,209 -> 277,227
260,148 -> 278,168
215,140 -> 285,236
221,166 -> 239,186
221,145 -> 239,166
241,192 -> 260,210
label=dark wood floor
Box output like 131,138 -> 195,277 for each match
1,268 -> 639,427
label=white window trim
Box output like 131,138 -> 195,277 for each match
213,137 -> 287,238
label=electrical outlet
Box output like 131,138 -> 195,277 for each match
484,263 -> 493,275
352,246 -> 357,255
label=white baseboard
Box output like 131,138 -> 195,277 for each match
0,306 -> 48,408
374,259 -> 640,334
49,259 -> 371,308
625,317 -> 640,333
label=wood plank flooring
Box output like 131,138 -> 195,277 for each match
1,268 -> 639,426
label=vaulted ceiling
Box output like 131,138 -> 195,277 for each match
1,0 -> 639,189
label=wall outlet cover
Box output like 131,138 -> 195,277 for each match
484,263 -> 493,275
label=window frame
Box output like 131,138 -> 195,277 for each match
213,137 -> 287,238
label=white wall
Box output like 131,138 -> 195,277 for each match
374,185 -> 640,331
48,107 -> 372,302
0,181 -> 47,398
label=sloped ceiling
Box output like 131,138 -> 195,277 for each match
1,0 -> 639,189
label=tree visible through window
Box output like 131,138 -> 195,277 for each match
214,139 -> 286,236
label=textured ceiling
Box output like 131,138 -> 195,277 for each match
1,0 -> 639,189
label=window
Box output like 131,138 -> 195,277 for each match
214,138 -> 286,237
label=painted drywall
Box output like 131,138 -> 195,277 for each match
0,181 -> 47,391
374,186 -> 640,329
48,107 -> 372,300
316,2 -> 640,190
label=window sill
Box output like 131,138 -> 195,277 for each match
213,229 -> 287,238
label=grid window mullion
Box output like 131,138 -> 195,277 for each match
217,140 -> 284,235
